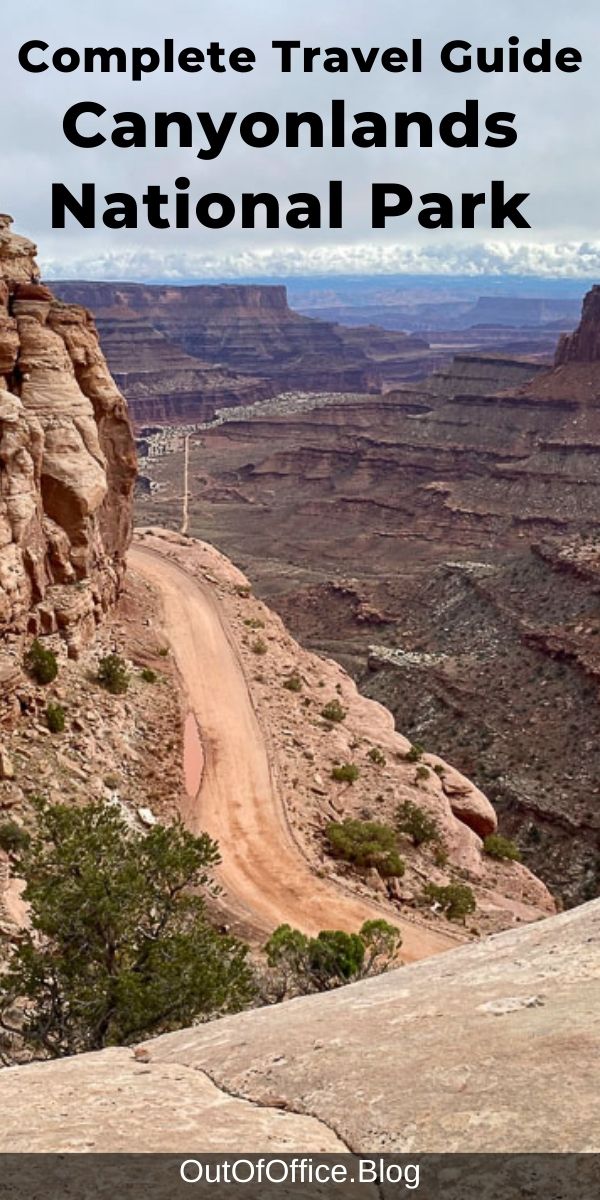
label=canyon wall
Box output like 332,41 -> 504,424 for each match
136,289 -> 600,902
0,217 -> 136,653
53,280 -> 431,424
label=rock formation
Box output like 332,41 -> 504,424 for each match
555,284 -> 600,364
135,286 -> 600,903
52,280 -> 431,424
0,217 -> 136,653
0,898 -> 597,1151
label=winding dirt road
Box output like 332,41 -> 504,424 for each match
130,543 -> 454,961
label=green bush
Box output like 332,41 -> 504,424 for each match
283,673 -> 302,692
24,640 -> 58,685
0,800 -> 254,1059
97,654 -> 129,695
415,765 -> 430,782
325,819 -> 405,877
321,699 -> 347,723
0,820 -> 30,855
251,637 -> 268,656
483,833 -> 521,862
403,742 -> 424,763
140,667 -> 157,684
264,918 -> 402,998
367,747 -> 386,766
396,800 -> 440,846
330,763 -> 360,784
46,702 -> 65,734
433,763 -> 446,778
422,882 -> 476,922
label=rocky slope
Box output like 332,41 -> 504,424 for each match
0,217 -> 136,654
0,898 -> 597,1152
52,280 -> 431,424
134,288 -> 600,903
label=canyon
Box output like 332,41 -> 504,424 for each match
0,216 -> 598,1154
134,288 -> 600,905
53,279 -> 431,425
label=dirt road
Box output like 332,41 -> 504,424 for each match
130,543 -> 455,961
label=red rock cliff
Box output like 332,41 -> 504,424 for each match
555,284 -> 600,365
0,216 -> 136,653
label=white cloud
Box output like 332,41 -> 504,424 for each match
42,239 -> 600,280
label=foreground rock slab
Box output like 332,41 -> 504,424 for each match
1,900 -> 597,1152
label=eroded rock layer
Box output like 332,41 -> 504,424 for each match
52,280 -> 431,424
0,217 -> 136,652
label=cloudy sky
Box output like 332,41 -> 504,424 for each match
2,0 -> 598,278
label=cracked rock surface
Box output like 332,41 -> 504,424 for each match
1,900 -> 597,1152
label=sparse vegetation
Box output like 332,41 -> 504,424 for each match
325,819 -> 405,877
415,765 -> 430,783
483,833 -> 521,862
0,821 -> 30,855
403,742 -> 424,763
422,882 -> 476,922
157,646 -> 169,657
330,763 -> 360,784
264,918 -> 402,998
244,617 -> 265,630
0,800 -> 254,1060
97,654 -> 129,696
235,585 -> 251,599
23,640 -> 58,686
282,672 -> 303,692
433,764 -> 446,778
367,746 -> 386,766
140,667 -> 157,684
396,800 -> 440,847
251,637 -> 268,656
45,702 -> 65,734
320,699 -> 347,723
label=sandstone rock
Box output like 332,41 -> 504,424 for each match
0,748 -> 15,779
437,762 -> 498,837
0,900 -> 596,1152
0,217 -> 136,646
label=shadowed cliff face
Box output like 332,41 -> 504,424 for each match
0,217 -> 136,653
52,280 -> 432,424
555,285 -> 600,365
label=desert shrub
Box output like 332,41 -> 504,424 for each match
97,654 -> 129,696
244,618 -> 264,630
330,763 -> 360,784
433,845 -> 449,868
403,742 -> 424,763
396,800 -> 440,847
433,764 -> 446,777
325,819 -> 405,877
23,640 -> 58,686
157,646 -> 169,657
0,821 -> 30,855
283,673 -> 302,692
45,702 -> 65,734
0,800 -> 254,1059
422,882 -> 476,922
251,637 -> 267,656
415,765 -> 430,783
320,699 -> 346,723
140,667 -> 157,684
483,833 -> 521,862
367,747 -> 386,766
235,585 -> 251,598
264,918 -> 402,998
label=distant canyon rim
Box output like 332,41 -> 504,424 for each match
52,272 -> 600,909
